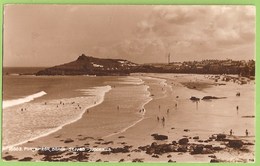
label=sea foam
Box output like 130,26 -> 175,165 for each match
3,86 -> 111,151
115,76 -> 145,85
3,91 -> 47,109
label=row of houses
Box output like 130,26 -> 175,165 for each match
172,59 -> 255,76
146,59 -> 255,76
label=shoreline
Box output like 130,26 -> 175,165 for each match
2,85 -> 112,151
102,85 -> 152,139
2,73 -> 255,162
3,91 -> 47,109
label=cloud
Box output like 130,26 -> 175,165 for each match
90,6 -> 255,63
6,5 -> 254,67
152,6 -> 203,24
118,5 -> 255,62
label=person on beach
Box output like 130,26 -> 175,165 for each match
236,106 -> 239,110
175,103 -> 178,108
196,101 -> 199,110
157,116 -> 160,122
162,117 -> 165,127
159,105 -> 161,111
230,129 -> 233,136
162,117 -> 165,122
246,129 -> 249,136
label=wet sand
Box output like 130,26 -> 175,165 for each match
2,74 -> 255,162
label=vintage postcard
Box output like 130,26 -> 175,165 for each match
2,4 -> 255,163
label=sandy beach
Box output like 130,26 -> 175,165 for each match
2,73 -> 255,163
2,4 -> 256,164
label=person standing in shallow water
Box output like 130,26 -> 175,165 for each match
246,129 -> 249,136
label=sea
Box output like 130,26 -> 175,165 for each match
2,68 -> 255,153
2,67 -> 150,150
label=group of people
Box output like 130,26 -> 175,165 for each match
20,108 -> 26,111
230,129 -> 249,136
156,100 -> 179,127
157,116 -> 165,127
139,108 -> 145,113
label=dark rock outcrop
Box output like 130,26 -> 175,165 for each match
64,138 -> 74,143
228,140 -> 243,148
244,142 -> 254,145
96,159 -> 102,162
210,159 -> 224,163
168,159 -> 176,163
202,96 -> 227,100
110,146 -> 132,153
216,134 -> 226,141
3,155 -> 18,161
152,154 -> 160,158
191,144 -> 204,154
213,146 -> 224,151
190,96 -> 200,101
100,151 -> 110,155
178,138 -> 189,145
241,116 -> 255,118
208,155 -> 217,158
18,157 -> 33,161
177,145 -> 188,152
132,158 -> 144,162
102,141 -> 114,145
151,134 -> 168,140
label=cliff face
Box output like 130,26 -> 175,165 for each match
36,54 -> 140,76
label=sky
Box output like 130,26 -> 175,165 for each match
3,5 -> 255,67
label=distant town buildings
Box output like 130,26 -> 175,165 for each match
33,54 -> 255,77
145,59 -> 255,77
